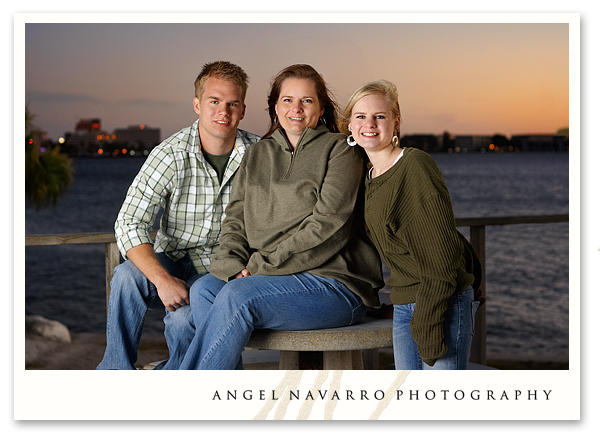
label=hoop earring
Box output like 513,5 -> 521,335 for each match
319,116 -> 327,126
347,135 -> 357,146
392,134 -> 400,148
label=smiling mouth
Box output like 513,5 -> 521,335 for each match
215,120 -> 230,125
289,117 -> 305,122
361,133 -> 379,137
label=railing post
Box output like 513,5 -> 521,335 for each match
105,242 -> 120,314
469,225 -> 487,365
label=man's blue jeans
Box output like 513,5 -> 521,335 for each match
392,286 -> 479,370
96,252 -> 205,370
179,273 -> 366,370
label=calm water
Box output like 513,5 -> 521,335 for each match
24,152 -> 570,360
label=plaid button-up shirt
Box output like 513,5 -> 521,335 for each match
115,119 -> 260,273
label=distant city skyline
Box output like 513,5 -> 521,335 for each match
23,18 -> 570,143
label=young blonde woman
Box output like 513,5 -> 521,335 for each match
340,80 -> 482,370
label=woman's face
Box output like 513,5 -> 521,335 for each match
349,93 -> 400,152
275,78 -> 324,146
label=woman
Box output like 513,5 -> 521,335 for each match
179,65 -> 384,370
339,80 -> 482,370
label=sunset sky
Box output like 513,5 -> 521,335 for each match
22,18 -> 570,142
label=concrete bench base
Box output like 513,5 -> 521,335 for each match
246,316 -> 393,370
140,316 -> 393,370
277,349 -> 366,370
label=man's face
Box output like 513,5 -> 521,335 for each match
193,76 -> 246,146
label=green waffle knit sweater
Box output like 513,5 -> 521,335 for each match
210,124 -> 384,307
364,147 -> 478,366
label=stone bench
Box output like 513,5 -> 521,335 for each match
245,316 -> 393,370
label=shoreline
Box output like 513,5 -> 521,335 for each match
24,332 -> 569,371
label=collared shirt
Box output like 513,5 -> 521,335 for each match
115,119 -> 260,273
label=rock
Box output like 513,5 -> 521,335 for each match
25,315 -> 72,343
25,333 -> 170,370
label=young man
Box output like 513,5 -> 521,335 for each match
97,61 -> 260,370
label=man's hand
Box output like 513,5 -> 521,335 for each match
154,275 -> 190,312
126,243 -> 190,312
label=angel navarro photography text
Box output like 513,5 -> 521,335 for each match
212,388 -> 553,402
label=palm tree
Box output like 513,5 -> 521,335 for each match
25,105 -> 73,209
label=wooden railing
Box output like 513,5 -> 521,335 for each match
455,214 -> 568,364
25,214 -> 568,365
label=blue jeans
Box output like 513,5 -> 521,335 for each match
179,272 -> 366,370
393,286 -> 479,370
96,252 -> 205,370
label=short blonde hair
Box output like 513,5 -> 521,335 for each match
194,61 -> 249,102
339,80 -> 402,137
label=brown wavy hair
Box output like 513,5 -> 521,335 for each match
263,64 -> 339,138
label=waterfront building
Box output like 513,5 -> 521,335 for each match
113,124 -> 161,154
511,134 -> 569,152
401,134 -> 440,153
455,135 -> 493,153
60,119 -> 161,157
62,118 -> 112,157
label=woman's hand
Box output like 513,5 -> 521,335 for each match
234,268 -> 251,279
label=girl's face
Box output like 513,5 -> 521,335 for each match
349,93 -> 400,152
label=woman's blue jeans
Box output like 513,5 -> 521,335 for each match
96,253 -> 205,370
393,286 -> 479,370
179,273 -> 366,370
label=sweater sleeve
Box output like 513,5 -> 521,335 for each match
208,153 -> 252,281
245,140 -> 363,276
403,194 -> 462,366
